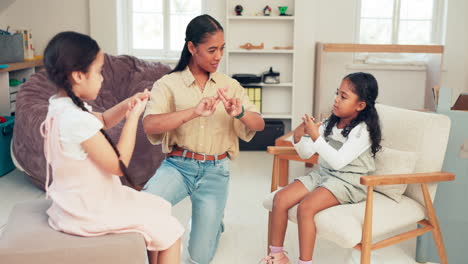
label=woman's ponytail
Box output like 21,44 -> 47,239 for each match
171,42 -> 192,73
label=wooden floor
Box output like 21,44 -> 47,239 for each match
0,151 -> 436,264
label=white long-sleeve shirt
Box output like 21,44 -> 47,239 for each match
293,122 -> 372,171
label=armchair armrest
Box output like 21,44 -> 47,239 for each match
267,146 -> 319,164
360,172 -> 455,186
267,146 -> 297,155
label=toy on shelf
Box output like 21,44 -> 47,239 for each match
262,67 -> 280,84
263,5 -> 272,16
9,79 -> 22,87
240,42 -> 264,50
273,46 -> 294,50
15,29 -> 34,60
234,5 -> 243,16
278,6 -> 291,16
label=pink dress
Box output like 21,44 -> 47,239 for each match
40,108 -> 184,251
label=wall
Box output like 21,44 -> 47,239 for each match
1,0 -> 467,115
440,0 -> 468,105
0,0 -> 90,55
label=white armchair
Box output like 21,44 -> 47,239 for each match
263,104 -> 455,264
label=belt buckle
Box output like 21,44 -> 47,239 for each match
200,153 -> 207,162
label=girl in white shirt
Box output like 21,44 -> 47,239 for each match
261,72 -> 382,264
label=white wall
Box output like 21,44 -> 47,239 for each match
441,0 -> 468,104
89,0 -> 117,56
1,0 -> 467,113
0,0 -> 89,55
291,0 -> 318,126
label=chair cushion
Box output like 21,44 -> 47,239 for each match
263,191 -> 426,248
373,147 -> 418,202
0,199 -> 146,264
375,104 -> 450,205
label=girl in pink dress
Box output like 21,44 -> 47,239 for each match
40,31 -> 184,264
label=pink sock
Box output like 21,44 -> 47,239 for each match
269,245 -> 284,254
298,259 -> 312,264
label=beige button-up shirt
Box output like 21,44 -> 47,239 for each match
143,67 -> 260,160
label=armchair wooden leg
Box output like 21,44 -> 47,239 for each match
421,184 -> 448,264
361,186 -> 374,264
268,154 -> 279,254
279,159 -> 289,187
271,156 -> 280,192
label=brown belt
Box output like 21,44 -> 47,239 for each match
168,146 -> 228,162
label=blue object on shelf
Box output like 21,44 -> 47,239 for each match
0,64 -> 9,69
0,116 -> 16,176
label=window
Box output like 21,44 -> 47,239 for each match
358,0 -> 443,45
126,0 -> 203,58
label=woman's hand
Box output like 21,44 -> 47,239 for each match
303,114 -> 322,141
217,87 -> 243,117
293,122 -> 306,143
194,96 -> 220,117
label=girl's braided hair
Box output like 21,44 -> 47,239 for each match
44,31 -> 140,190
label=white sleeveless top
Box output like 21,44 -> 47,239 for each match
47,95 -> 103,160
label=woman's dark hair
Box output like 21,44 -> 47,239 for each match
171,14 -> 223,73
43,31 -> 140,190
323,72 -> 382,157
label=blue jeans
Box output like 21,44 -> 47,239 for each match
143,155 -> 230,264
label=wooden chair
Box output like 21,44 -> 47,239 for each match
263,104 -> 455,264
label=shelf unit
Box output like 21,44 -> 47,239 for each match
0,58 -> 44,116
225,0 -> 296,132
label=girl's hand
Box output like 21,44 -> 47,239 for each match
217,87 -> 243,117
194,96 -> 220,117
293,122 -> 306,143
303,114 -> 322,141
126,97 -> 148,119
130,89 -> 150,102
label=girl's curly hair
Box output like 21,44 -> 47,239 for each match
323,72 -> 382,157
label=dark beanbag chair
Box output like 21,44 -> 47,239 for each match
12,54 -> 170,190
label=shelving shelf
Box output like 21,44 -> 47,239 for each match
262,113 -> 293,119
228,49 -> 294,54
228,16 -> 295,21
241,82 -> 293,87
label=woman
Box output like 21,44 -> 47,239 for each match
142,14 -> 265,264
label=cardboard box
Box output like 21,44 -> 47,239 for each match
15,29 -> 34,60
0,34 -> 24,64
